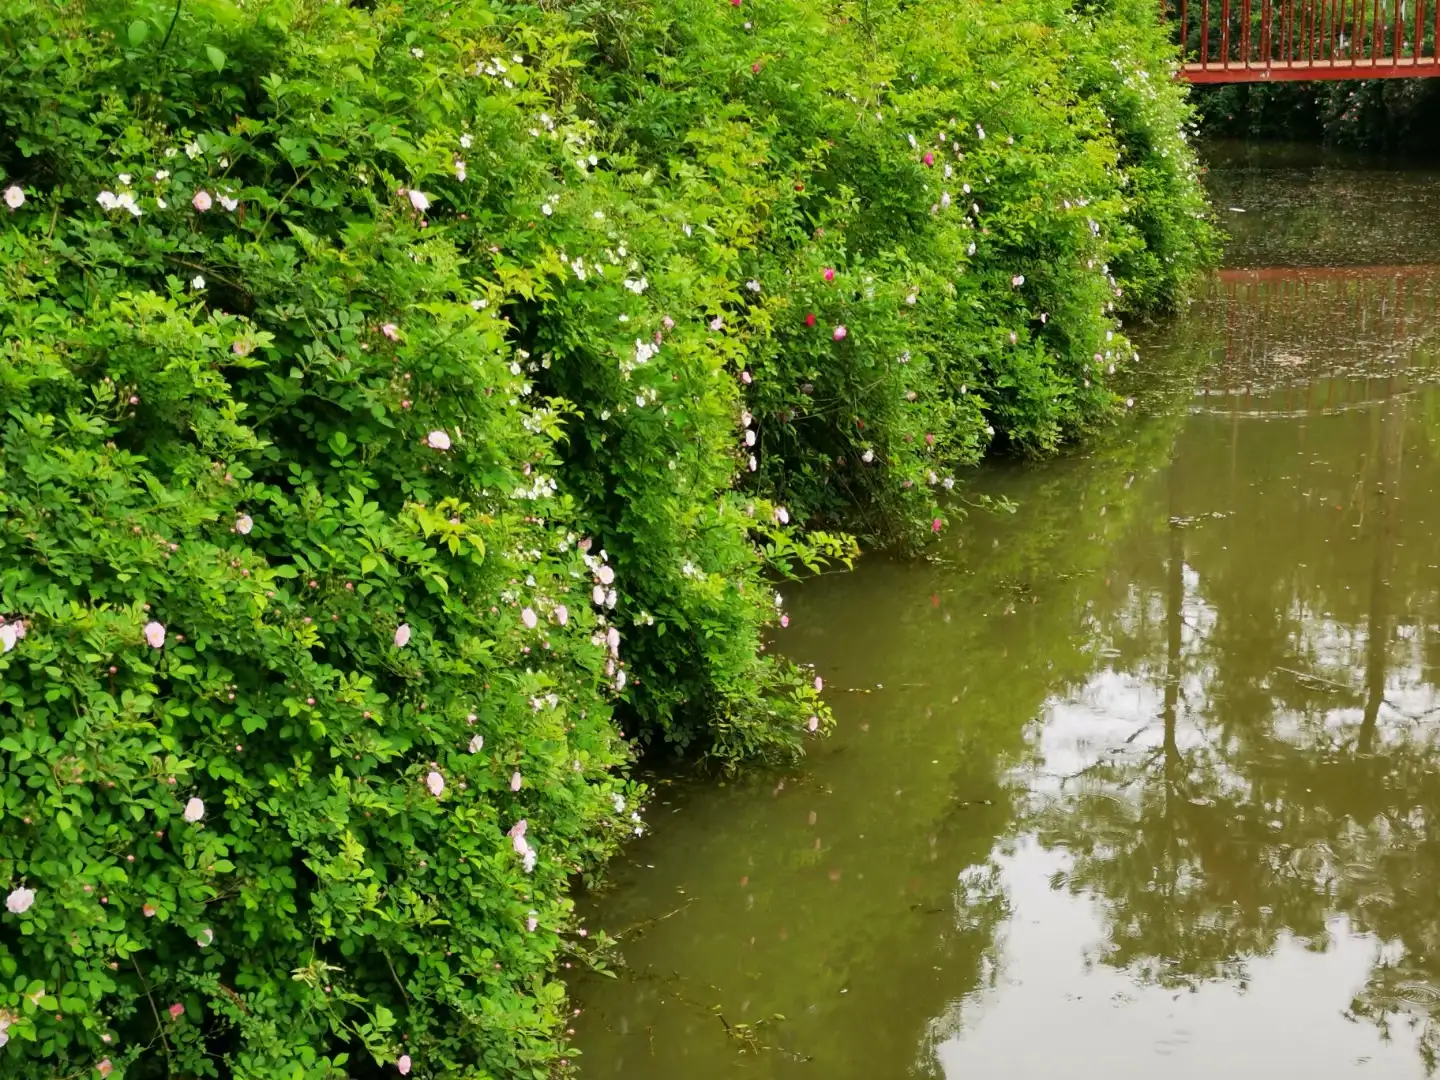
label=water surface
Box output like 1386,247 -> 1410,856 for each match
574,146 -> 1440,1079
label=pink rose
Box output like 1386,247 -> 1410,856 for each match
6,887 -> 35,914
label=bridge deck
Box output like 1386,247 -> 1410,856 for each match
1185,56 -> 1440,82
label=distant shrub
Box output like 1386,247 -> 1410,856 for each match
1199,76 -> 1440,150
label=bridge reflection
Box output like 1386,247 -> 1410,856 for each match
1190,264 -> 1440,414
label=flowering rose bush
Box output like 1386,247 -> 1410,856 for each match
0,4 -> 662,1077
568,0 -> 1215,543
0,0 -> 1207,1075
1058,0 -> 1216,311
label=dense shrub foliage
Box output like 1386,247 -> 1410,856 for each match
566,0 -> 1214,543
0,0 -> 1210,1076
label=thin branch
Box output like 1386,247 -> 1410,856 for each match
260,166 -> 317,236
380,949 -> 410,1001
162,255 -> 254,303
611,898 -> 694,941
131,956 -> 174,1069
159,0 -> 183,54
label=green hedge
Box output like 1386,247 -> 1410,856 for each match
0,0 -> 1210,1076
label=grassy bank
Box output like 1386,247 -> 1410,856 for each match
0,0 -> 1212,1075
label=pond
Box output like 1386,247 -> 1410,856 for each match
571,142 -> 1440,1078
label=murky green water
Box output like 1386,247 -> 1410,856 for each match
573,145 -> 1440,1078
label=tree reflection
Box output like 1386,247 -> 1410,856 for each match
1360,377 -> 1405,751
1037,462 -> 1331,989
1033,366 -> 1440,1070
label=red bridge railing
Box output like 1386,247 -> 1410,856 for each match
1165,0 -> 1440,81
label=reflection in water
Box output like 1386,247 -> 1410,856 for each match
1034,355 -> 1440,1074
1203,267 -> 1440,398
1205,142 -> 1440,270
573,161 -> 1440,1079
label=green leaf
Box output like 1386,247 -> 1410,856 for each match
206,44 -> 226,72
127,19 -> 149,46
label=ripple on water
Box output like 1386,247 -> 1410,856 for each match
1392,982 -> 1440,1008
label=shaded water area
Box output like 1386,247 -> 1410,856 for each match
573,143 -> 1440,1078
